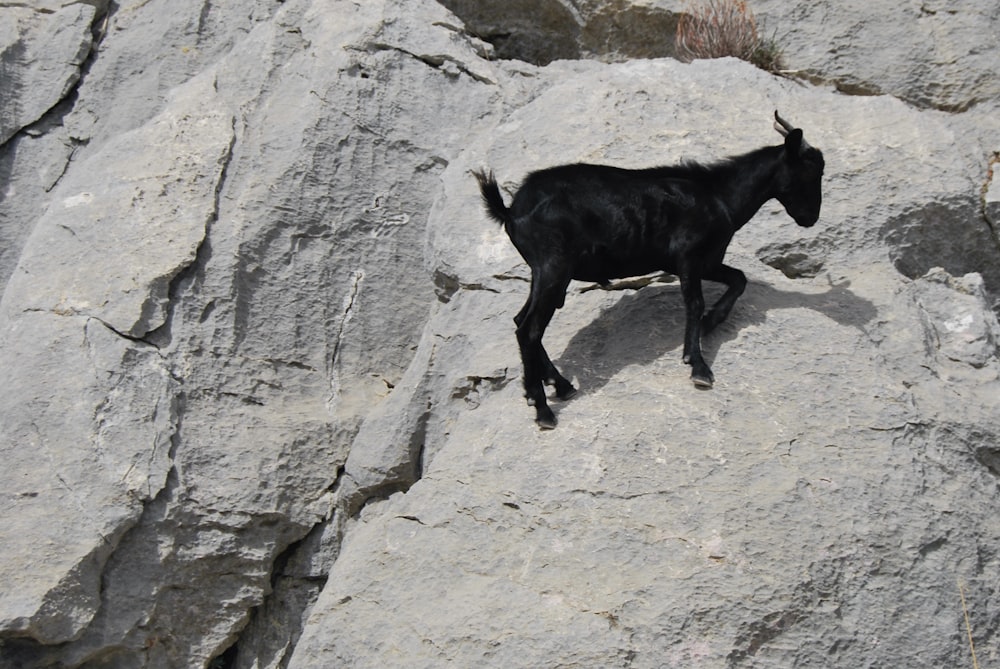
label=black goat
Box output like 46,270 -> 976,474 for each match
475,112 -> 825,429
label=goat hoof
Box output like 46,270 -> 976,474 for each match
691,373 -> 714,389
556,385 -> 577,401
535,408 -> 557,429
536,417 -> 557,430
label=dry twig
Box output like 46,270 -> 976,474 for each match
958,578 -> 980,669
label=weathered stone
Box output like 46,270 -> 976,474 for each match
438,0 -> 1000,112
0,3 -> 100,144
0,0 -> 999,667
438,0 -> 684,64
2,73 -> 234,338
986,154 -> 1000,232
293,259 -> 1000,667
0,121 -> 79,292
0,64 -> 232,645
289,53 -> 1000,667
0,314 -> 176,644
754,0 -> 1000,112
0,2 -> 102,290
5,0 -> 500,664
909,268 -> 1000,370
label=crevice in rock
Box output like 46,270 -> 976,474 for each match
755,243 -> 825,279
329,270 -> 365,367
41,133 -> 89,194
94,316 -> 163,351
578,272 -> 677,293
451,371 -> 512,409
197,461 -> 350,669
372,42 -> 496,85
345,403 -> 431,519
977,447 -> 1000,478
208,642 -> 239,669
409,405 -> 430,484
0,3 -> 55,13
206,464 -> 350,669
206,521 -> 336,669
980,152 -> 1000,237
144,115 -> 236,349
435,0 -> 679,66
788,71 -> 884,99
492,272 -> 529,283
196,0 -> 214,41
432,268 -> 501,303
795,70 -> 981,113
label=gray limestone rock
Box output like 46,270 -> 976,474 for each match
0,2 -> 100,144
0,314 -> 177,644
986,154 -> 1000,233
291,53 -> 1000,668
0,0 -> 998,667
755,0 -> 1000,112
0,68 -> 231,644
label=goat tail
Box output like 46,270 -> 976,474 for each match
473,168 -> 512,227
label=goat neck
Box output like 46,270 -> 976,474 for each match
712,146 -> 785,230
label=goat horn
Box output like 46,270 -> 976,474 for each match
773,110 -> 812,150
773,110 -> 795,136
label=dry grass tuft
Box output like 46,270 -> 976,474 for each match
676,0 -> 784,74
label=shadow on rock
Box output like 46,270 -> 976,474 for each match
554,277 -> 878,397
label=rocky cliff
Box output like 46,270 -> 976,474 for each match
1,1 -> 999,667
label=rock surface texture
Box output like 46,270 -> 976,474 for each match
1,1 -> 998,667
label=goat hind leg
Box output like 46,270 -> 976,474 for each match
516,275 -> 569,428
514,298 -> 546,412
539,346 -> 576,400
516,325 -> 557,428
538,278 -> 574,399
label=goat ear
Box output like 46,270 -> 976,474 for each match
783,128 -> 804,156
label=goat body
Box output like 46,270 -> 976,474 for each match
476,112 -> 825,428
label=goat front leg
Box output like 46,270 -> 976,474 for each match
679,272 -> 714,388
701,264 -> 747,334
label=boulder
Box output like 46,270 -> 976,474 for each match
754,0 -> 1000,112
0,0 -> 997,667
291,54 -> 1000,669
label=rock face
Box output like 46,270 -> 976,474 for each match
754,0 -> 1000,112
0,2 -> 99,145
0,1 -> 998,668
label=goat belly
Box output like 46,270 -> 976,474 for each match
571,248 -> 663,283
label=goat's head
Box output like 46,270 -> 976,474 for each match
772,111 -> 825,227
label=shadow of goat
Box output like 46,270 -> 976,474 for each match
552,277 -> 876,408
